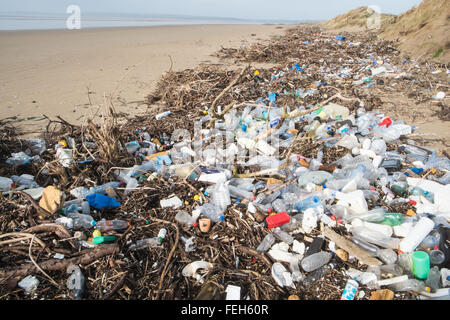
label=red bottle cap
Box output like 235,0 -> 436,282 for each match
409,200 -> 417,206
267,208 -> 272,213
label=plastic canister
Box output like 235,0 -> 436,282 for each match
412,251 -> 430,280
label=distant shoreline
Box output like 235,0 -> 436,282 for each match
0,22 -> 299,33
0,14 -> 312,31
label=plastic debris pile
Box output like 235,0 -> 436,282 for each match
0,25 -> 449,300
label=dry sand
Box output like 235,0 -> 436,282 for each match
0,24 -> 284,135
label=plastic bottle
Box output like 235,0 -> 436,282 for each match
271,199 -> 287,213
55,217 -> 74,229
124,177 -> 138,195
257,234 -> 276,253
211,183 -> 231,210
198,203 -> 225,223
420,231 -> 441,250
441,268 -> 450,287
429,250 -> 445,266
93,219 -> 130,232
228,185 -> 253,200
129,160 -> 157,177
410,187 -> 434,203
6,152 -> 36,166
377,248 -> 398,265
425,266 -> 441,292
347,207 -> 386,223
129,228 -> 167,251
379,264 -> 403,276
175,210 -> 198,227
272,227 -> 294,245
350,236 -> 379,255
66,264 -> 85,300
294,195 -> 321,212
301,251 -> 331,272
68,213 -> 95,230
351,219 -> 393,237
379,212 -> 403,226
341,279 -> 359,300
0,177 -> 13,192
399,217 -> 435,253
351,226 -> 400,250
390,279 -> 425,292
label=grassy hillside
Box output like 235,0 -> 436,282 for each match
381,0 -> 450,64
322,6 -> 396,31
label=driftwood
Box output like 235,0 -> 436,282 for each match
323,227 -> 382,266
0,244 -> 118,279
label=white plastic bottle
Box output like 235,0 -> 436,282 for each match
399,217 -> 435,253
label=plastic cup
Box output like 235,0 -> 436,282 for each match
412,251 -> 430,279
429,250 -> 445,266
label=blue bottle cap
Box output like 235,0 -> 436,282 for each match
91,220 -> 97,226
236,198 -> 241,203
219,216 -> 225,221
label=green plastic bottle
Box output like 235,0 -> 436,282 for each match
379,212 -> 403,226
391,185 -> 408,198
92,235 -> 117,244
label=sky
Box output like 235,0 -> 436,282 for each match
0,0 -> 424,21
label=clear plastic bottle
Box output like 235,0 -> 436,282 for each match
0,177 -> 13,192
129,228 -> 167,251
66,264 -> 85,300
419,231 -> 440,250
377,248 -> 398,265
228,185 -> 254,200
197,203 -> 225,223
429,250 -> 445,266
93,219 -> 130,232
425,266 -> 441,292
6,152 -> 36,166
124,177 -> 138,195
379,264 -> 403,276
272,199 -> 287,213
294,195 -> 321,212
256,234 -> 276,253
129,160 -> 157,177
175,210 -> 197,226
348,207 -> 386,223
301,251 -> 331,272
211,183 -> 231,210
67,213 -> 95,229
272,227 -> 294,245
351,226 -> 400,250
390,279 -> 425,292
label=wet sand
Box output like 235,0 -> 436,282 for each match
0,24 -> 285,134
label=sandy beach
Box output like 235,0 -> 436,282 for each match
0,24 -> 284,135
